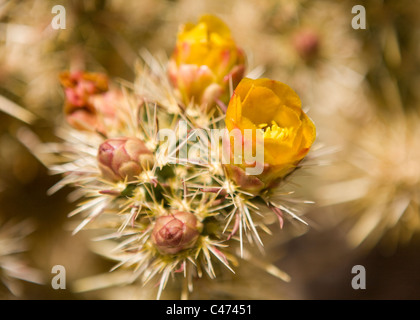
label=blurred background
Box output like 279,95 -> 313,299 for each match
0,0 -> 420,299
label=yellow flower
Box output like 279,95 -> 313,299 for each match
224,78 -> 316,194
168,14 -> 245,110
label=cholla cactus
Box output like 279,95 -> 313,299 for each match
0,218 -> 43,298
27,14 -> 317,299
316,112 -> 420,249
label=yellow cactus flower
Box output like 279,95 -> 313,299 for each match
168,14 -> 245,110
224,78 -> 316,194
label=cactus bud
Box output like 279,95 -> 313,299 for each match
292,29 -> 320,61
151,212 -> 201,255
59,71 -> 109,131
97,137 -> 154,182
168,14 -> 245,110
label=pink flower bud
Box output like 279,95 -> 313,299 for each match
97,137 -> 154,182
59,71 -> 109,131
292,29 -> 320,61
151,212 -> 201,255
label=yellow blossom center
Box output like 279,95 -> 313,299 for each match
258,121 -> 292,141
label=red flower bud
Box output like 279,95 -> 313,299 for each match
151,212 -> 201,255
59,71 -> 109,131
292,29 -> 320,61
97,137 -> 154,182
